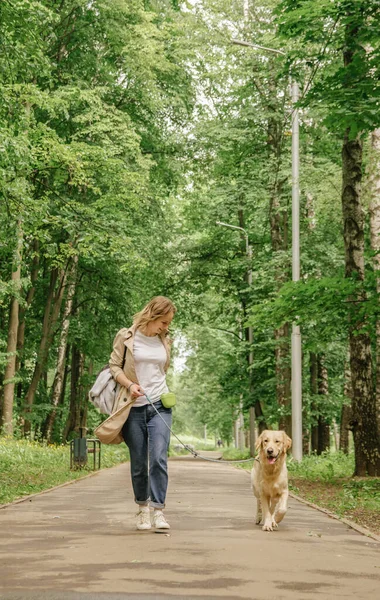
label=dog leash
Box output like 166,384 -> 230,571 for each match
141,389 -> 255,464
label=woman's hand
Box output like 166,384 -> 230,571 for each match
129,383 -> 144,399
116,373 -> 144,398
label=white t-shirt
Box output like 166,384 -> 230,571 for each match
132,330 -> 169,407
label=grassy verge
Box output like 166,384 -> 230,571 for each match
0,438 -> 129,505
288,452 -> 380,536
223,448 -> 380,536
1,435 -> 215,504
221,447 -> 251,461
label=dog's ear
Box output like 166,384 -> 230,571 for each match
255,432 -> 264,451
283,432 -> 292,452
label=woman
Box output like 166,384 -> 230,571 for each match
109,296 -> 176,530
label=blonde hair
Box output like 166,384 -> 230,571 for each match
133,296 -> 176,330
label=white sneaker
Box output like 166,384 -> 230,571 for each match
153,510 -> 170,529
136,507 -> 151,530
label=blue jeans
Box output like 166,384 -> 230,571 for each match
121,400 -> 172,509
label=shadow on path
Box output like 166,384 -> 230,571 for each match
0,453 -> 379,600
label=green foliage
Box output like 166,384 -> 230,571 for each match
287,451 -> 380,525
342,479 -> 380,512
174,320 -> 247,441
277,0 -> 380,135
168,0 -> 353,438
248,275 -> 379,347
288,451 -> 355,481
0,0 -> 195,440
221,447 -> 251,461
1,0 -> 378,462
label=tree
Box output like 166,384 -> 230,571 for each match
2,223 -> 23,435
0,0 -> 194,439
368,129 -> 380,434
277,0 -> 380,474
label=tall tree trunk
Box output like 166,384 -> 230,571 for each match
237,208 -> 267,441
61,343 -> 71,404
332,420 -> 340,453
310,352 -> 319,453
317,356 -> 330,453
63,345 -> 86,440
341,127 -> 380,475
23,263 -> 68,435
310,353 -> 330,454
43,255 -> 78,442
340,404 -> 352,454
303,192 -> 318,454
16,240 -> 39,374
340,359 -> 352,454
16,239 -> 40,406
63,345 -> 80,441
57,344 -> 71,441
276,324 -> 291,434
2,222 -> 23,435
80,357 -> 89,436
369,128 -> 380,433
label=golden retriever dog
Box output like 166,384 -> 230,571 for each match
251,430 -> 292,531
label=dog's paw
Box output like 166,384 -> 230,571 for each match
255,516 -> 262,525
271,520 -> 278,529
274,509 -> 287,525
262,522 -> 274,532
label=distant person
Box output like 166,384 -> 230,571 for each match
109,296 -> 176,530
217,439 -> 223,448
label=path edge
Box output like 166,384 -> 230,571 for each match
289,491 -> 380,543
0,462 -> 126,511
240,468 -> 380,543
2,461 -> 380,544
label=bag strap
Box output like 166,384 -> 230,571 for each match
121,344 -> 127,370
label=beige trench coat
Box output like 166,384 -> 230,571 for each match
94,326 -> 171,445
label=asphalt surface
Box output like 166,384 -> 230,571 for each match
0,452 -> 379,600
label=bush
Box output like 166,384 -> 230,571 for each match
287,451 -> 354,481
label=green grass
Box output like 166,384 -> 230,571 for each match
221,447 -> 251,461
286,451 -> 380,511
286,451 -> 380,533
341,479 -> 380,511
0,437 -> 130,505
221,448 -> 357,477
287,450 -> 355,480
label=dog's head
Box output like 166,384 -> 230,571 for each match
255,430 -> 292,465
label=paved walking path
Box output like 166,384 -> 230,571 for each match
0,453 -> 379,600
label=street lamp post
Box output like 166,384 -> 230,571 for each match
230,39 -> 303,461
216,221 -> 254,452
290,80 -> 302,461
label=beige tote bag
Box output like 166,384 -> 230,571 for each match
94,388 -> 135,445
